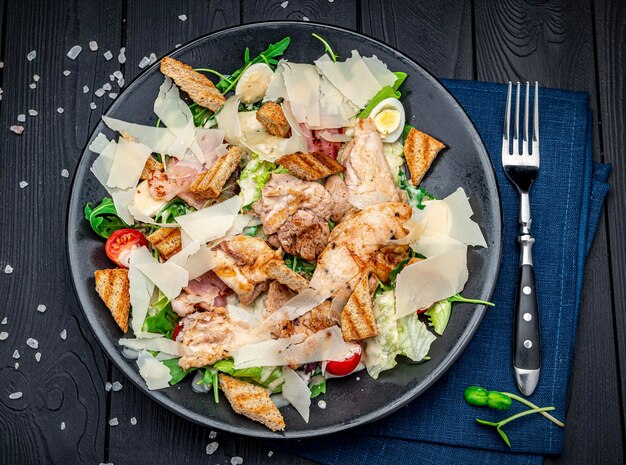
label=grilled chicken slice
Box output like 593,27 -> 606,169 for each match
177,307 -> 233,370
342,118 -> 400,205
324,174 -> 354,222
171,270 -> 231,317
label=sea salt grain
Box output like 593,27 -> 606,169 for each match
83,86 -> 89,93
63,70 -> 71,76
281,1 -> 288,7
60,422 -> 66,430
268,451 -> 274,457
317,400 -> 327,409
61,169 -> 69,177
35,352 -> 41,362
205,442 -> 219,455
130,417 -> 137,425
57,107 -> 65,114
89,41 -> 98,51
178,14 -> 187,21
29,83 -> 36,89
37,304 -> 46,313
12,350 -> 20,359
95,88 -> 105,97
0,61 -> 4,68
60,329 -> 67,340
149,53 -> 157,64
231,457 -> 243,465
1,317 -> 6,324
103,83 -> 112,91
14,362 -> 19,369
26,338 -> 39,349
118,47 -> 126,64
209,431 -> 217,439
9,392 -> 22,400
109,93 -> 117,100
90,102 -> 96,110
10,126 -> 24,135
303,16 -> 310,21
29,110 -> 38,116
5,265 -> 14,274
0,332 -> 8,340
113,70 -> 123,79
109,417 -> 119,426
138,57 -> 151,68
104,50 -> 113,61
67,45 -> 82,60
19,181 -> 28,188
17,114 -> 26,122
33,74 -> 40,82
112,381 -> 123,391
105,382 -> 112,392
27,50 -> 37,61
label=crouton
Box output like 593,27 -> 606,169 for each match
160,56 -> 226,112
263,260 -> 309,293
189,145 -> 243,199
256,102 -> 290,138
341,273 -> 378,341
276,152 -> 345,181
94,269 -> 131,333
219,374 -> 286,431
146,227 -> 182,260
404,128 -> 445,186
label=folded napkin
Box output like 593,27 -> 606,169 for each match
273,80 -> 611,465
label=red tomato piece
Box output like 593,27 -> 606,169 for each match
105,228 -> 148,268
326,343 -> 362,377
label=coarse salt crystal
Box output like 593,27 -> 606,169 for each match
12,349 -> 20,359
303,16 -> 310,21
205,442 -> 219,455
33,75 -> 40,82
104,50 -> 113,60
175,44 -> 182,48
148,53 -> 157,64
63,70 -> 71,76
29,110 -> 38,116
27,50 -> 36,61
14,362 -> 19,369
178,14 -> 187,21
317,400 -> 327,409
112,381 -> 122,391
117,77 -> 125,88
103,83 -> 112,91
29,83 -> 36,89
109,417 -> 119,426
19,181 -> 28,188
268,451 -> 274,457
209,431 -> 217,439
4,265 -> 14,274
35,352 -> 41,362
83,85 -> 89,93
0,332 -> 8,340
17,114 -> 26,122
60,422 -> 66,430
61,169 -> 69,177
109,93 -> 117,100
90,102 -> 96,110
57,107 -> 65,114
60,329 -> 67,340
113,70 -> 123,79
89,41 -> 98,51
9,392 -> 22,400
105,382 -> 112,391
95,88 -> 105,97
1,317 -> 6,324
109,74 -> 115,81
231,457 -> 243,465
281,1 -> 288,7
130,417 -> 137,425
138,56 -> 151,68
10,126 -> 24,135
67,45 -> 82,60
37,304 -> 46,313
356,376 -> 360,381
118,47 -> 126,64
0,61 -> 4,68
26,338 -> 39,349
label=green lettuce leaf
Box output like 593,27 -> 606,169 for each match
142,297 -> 179,339
83,197 -> 129,239
398,170 -> 435,210
213,359 -> 284,393
238,154 -> 288,208
425,300 -> 452,335
161,358 -> 195,385
383,140 -> 405,184
358,72 -> 407,118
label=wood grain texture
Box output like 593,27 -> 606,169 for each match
243,0 -> 358,30
594,0 -> 626,442
361,0 -> 473,79
0,1 -> 122,464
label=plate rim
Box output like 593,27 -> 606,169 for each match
66,20 -> 503,439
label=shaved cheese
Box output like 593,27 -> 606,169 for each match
131,180 -> 167,218
315,51 -> 383,108
239,111 -> 264,132
263,62 -> 287,102
362,55 -> 397,88
195,128 -> 225,165
234,334 -> 306,368
282,368 -> 311,423
175,195 -> 242,244
441,188 -> 487,247
120,335 -> 181,356
136,350 -> 171,390
411,229 -> 465,257
129,246 -> 156,336
395,244 -> 468,319
216,96 -> 242,144
90,139 -> 117,186
102,116 -> 181,156
317,130 -> 352,142
106,138 -> 151,189
110,188 -> 136,225
89,132 -> 111,153
172,244 -> 216,280
136,261 -> 189,301
281,326 -> 350,366
226,214 -> 258,237
316,76 -> 357,129
281,62 -> 320,126
387,220 -> 425,246
262,288 -> 332,327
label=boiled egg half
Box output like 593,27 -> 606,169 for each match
369,97 -> 405,143
235,63 -> 274,104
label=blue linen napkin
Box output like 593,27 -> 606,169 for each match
274,80 -> 611,465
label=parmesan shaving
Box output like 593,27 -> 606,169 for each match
129,246 -> 157,337
262,288 -> 332,327
102,116 -> 181,156
282,368 -> 311,423
317,130 -> 353,142
89,132 -> 111,154
362,55 -> 397,88
136,261 -> 189,301
175,195 -> 242,244
110,188 -> 136,225
106,138 -> 151,189
263,61 -> 287,102
234,334 -> 306,368
281,62 -> 320,127
120,335 -> 181,356
172,244 -> 217,280
216,96 -> 242,144
136,350 -> 172,390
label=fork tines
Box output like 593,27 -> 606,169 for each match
502,81 -> 540,166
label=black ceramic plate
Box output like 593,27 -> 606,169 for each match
67,22 -> 502,439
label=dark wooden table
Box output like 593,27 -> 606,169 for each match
1,1 -> 624,464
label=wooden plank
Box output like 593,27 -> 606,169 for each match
0,1 -> 122,464
474,1 -> 624,464
594,0 -> 626,441
361,0 -> 473,79
242,0 -> 358,29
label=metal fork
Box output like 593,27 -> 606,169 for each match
502,81 -> 541,396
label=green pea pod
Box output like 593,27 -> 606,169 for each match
464,386 -> 489,407
487,391 -> 512,410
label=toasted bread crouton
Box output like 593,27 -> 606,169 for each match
189,145 -> 243,199
147,227 -> 182,260
219,374 -> 286,431
263,260 -> 309,293
404,128 -> 445,186
94,269 -> 131,333
276,152 -> 345,181
160,56 -> 226,112
341,273 -> 378,341
256,102 -> 290,138
140,156 -> 164,181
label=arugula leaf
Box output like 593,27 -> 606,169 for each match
84,197 -> 129,239
142,303 -> 179,339
358,72 -> 407,118
189,103 -> 214,128
216,37 -> 291,94
284,254 -> 316,278
312,33 -> 339,62
398,170 -> 435,210
242,225 -> 262,237
162,358 -> 195,385
310,376 -> 327,399
213,359 -> 284,392
154,198 -> 194,224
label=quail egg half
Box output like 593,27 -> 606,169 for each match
235,63 -> 274,104
369,97 -> 405,143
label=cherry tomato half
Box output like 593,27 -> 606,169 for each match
172,322 -> 183,341
326,343 -> 362,377
105,228 -> 148,268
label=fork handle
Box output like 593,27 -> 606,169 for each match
514,235 -> 541,396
